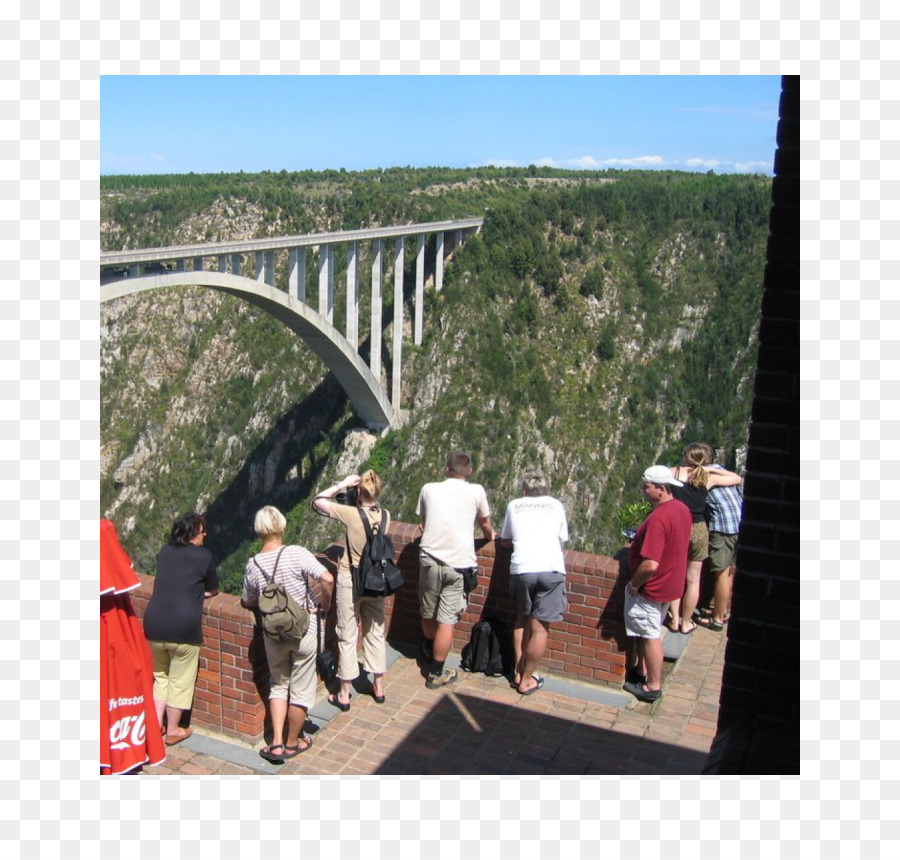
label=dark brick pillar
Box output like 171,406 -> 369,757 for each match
704,75 -> 800,773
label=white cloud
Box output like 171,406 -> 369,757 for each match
685,158 -> 721,169
732,160 -> 772,173
602,155 -> 664,167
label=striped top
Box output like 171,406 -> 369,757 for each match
242,544 -> 327,611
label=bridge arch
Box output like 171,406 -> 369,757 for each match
100,271 -> 395,428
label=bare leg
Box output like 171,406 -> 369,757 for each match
164,705 -> 186,738
267,698 -> 288,750
640,637 -> 664,691
284,703 -> 310,750
371,672 -> 384,698
518,616 -> 549,693
712,566 -> 734,623
512,613 -> 527,685
680,560 -> 702,632
431,621 -> 455,663
336,678 -> 353,706
154,699 -> 167,734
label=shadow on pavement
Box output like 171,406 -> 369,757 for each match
374,691 -> 707,775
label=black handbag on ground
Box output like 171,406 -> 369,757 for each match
315,611 -> 337,684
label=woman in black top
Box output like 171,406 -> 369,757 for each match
667,444 -> 741,634
143,513 -> 218,746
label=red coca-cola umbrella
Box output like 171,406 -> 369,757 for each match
100,519 -> 166,774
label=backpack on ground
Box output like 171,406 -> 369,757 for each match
253,548 -> 310,642
352,508 -> 404,598
460,618 -> 511,677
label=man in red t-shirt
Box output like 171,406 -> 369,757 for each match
623,465 -> 692,702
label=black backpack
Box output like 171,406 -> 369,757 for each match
460,618 -> 510,677
352,508 -> 404,597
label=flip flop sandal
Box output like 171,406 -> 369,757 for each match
519,676 -> 545,696
259,744 -> 286,763
282,737 -> 313,758
698,618 -> 725,631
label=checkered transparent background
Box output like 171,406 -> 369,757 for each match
0,0 -> 876,855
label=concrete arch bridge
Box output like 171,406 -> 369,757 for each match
100,218 -> 483,429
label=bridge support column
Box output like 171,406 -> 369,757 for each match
346,241 -> 359,347
175,259 -> 185,272
318,245 -> 334,323
218,255 -> 227,273
255,252 -> 264,283
231,253 -> 241,276
289,247 -> 306,302
370,238 -> 382,379
193,256 -> 203,272
436,232 -> 444,292
129,265 -> 139,277
415,233 -> 424,345
392,236 -> 404,407
265,250 -> 275,287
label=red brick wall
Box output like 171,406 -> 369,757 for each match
131,526 -> 629,743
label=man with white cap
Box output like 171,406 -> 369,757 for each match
623,465 -> 692,702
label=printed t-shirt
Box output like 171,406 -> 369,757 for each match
416,478 -> 490,569
627,499 -> 692,603
501,495 -> 569,575
242,544 -> 327,610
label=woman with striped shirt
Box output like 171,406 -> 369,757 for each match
241,506 -> 334,763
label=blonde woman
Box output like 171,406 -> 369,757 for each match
314,471 -> 390,709
241,506 -> 334,763
667,444 -> 742,635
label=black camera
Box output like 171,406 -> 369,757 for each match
335,487 -> 358,507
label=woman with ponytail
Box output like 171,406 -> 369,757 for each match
314,470 -> 391,709
667,444 -> 742,635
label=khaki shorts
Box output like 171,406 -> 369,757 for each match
708,531 -> 738,572
418,554 -> 467,624
263,618 -> 319,709
149,641 -> 200,710
623,591 -> 669,639
687,520 -> 709,562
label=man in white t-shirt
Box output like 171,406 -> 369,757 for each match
416,450 -> 495,689
500,469 -> 569,696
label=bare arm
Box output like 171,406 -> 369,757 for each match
706,468 -> 742,488
314,474 -> 361,515
477,516 -> 496,541
315,570 -> 334,612
626,558 -> 659,594
204,590 -> 218,598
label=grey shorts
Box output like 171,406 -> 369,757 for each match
418,554 -> 467,624
509,572 -> 568,623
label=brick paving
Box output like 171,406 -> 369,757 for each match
142,624 -> 728,776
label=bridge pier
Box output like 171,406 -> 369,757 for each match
231,253 -> 241,276
347,241 -> 359,348
318,245 -> 334,323
370,238 -> 382,379
193,256 -> 203,272
392,237 -> 404,407
436,231 -> 444,292
415,234 -> 424,345
289,247 -> 306,302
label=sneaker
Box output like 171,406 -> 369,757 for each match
425,668 -> 457,690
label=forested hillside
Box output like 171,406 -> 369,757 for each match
100,167 -> 769,593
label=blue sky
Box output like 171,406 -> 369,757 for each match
101,76 -> 779,176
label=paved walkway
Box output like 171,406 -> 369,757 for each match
144,624 -> 727,776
